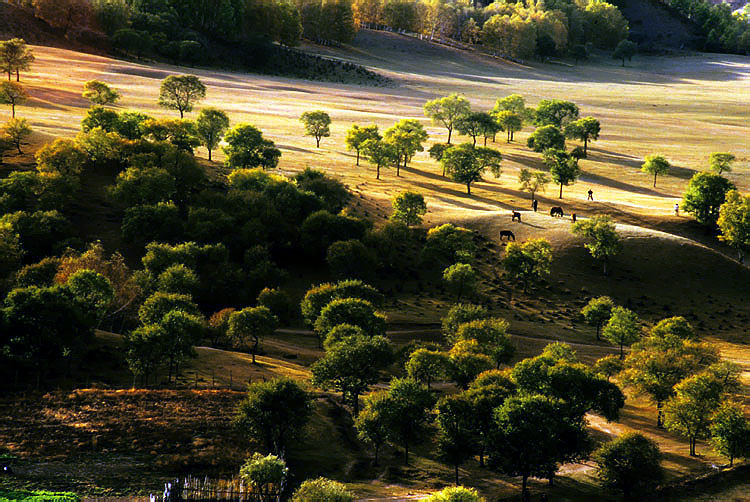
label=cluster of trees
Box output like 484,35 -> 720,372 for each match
658,0 -> 750,54
353,0 -> 631,61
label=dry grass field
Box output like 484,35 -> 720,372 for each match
2,29 -> 750,500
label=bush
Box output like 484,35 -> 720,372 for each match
442,303 -> 488,339
301,210 -> 369,258
156,263 -> 199,296
425,486 -> 484,502
294,168 -> 350,213
422,224 -> 476,267
122,203 -> 184,247
14,257 -> 61,288
257,288 -> 294,325
301,279 -> 384,326
291,478 -> 353,502
326,239 -> 376,279
0,490 -> 80,502
314,297 -> 386,338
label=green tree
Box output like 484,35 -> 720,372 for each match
314,297 -> 386,343
125,324 -> 164,387
641,154 -> 670,188
138,291 -> 200,325
312,333 -> 392,414
717,190 -> 750,262
709,152 -> 735,174
494,110 -> 522,143
441,303 -> 488,340
384,119 -> 428,175
501,238 -> 552,293
584,2 -> 629,49
300,279 -> 383,327
602,306 -> 640,359
195,107 -> 230,161
0,39 -> 34,82
239,453 -> 288,502
158,75 -> 206,118
228,306 -> 279,364
156,263 -> 199,296
564,117 -> 600,156
0,82 -> 27,118
664,371 -> 728,455
223,123 -> 281,170
391,191 -> 427,226
345,123 -> 380,166
581,296 -> 615,341
35,138 -> 87,177
456,112 -> 495,146
424,93 -> 471,144
82,80 -> 120,105
710,401 -> 750,466
235,377 -> 312,456
300,110 -> 331,148
291,478 -> 353,502
453,318 -> 514,368
518,168 -> 550,201
380,377 -> 436,463
441,144 -> 482,195
545,148 -> 580,198
355,392 -> 390,464
571,215 -> 622,275
527,125 -> 565,153
442,263 -> 478,302
436,393 -> 477,485
682,172 -> 735,227
594,433 -> 662,500
613,40 -> 637,66
593,354 -> 624,380
109,166 -> 175,207
534,99 -> 580,127
257,288 -> 294,325
65,269 -> 114,324
362,138 -> 397,179
488,394 -> 588,497
3,117 -> 31,154
448,340 -> 494,389
158,309 -> 204,382
406,348 -> 449,389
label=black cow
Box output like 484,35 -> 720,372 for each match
512,211 -> 522,222
550,206 -> 564,217
499,230 -> 515,241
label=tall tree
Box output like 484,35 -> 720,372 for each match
300,110 -> 331,148
311,333 -> 392,415
436,393 -> 477,485
355,392 -> 390,465
362,138 -> 397,179
501,238 -> 552,293
195,108 -> 230,161
424,93 -> 471,144
710,401 -> 750,467
345,124 -> 380,166
594,433 -> 662,501
391,191 -> 427,226
455,112 -> 495,146
545,148 -> 580,198
494,110 -> 522,143
228,306 -> 279,364
682,172 -> 735,227
533,99 -> 579,127
601,306 -> 640,359
641,154 -> 670,188
717,190 -> 750,262
82,80 -> 120,105
709,152 -> 735,174
0,82 -> 27,118
379,377 -> 436,463
406,348 -> 449,390
3,118 -> 32,154
158,75 -> 206,118
235,377 -> 312,457
581,296 -> 615,341
571,215 -> 622,275
223,123 -> 281,170
0,39 -> 35,82
564,117 -> 600,156
384,119 -> 428,175
518,168 -> 549,201
527,125 -> 566,152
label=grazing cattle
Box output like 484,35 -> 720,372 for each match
499,230 -> 515,241
550,206 -> 564,217
512,211 -> 522,222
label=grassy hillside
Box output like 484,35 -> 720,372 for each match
1,29 -> 749,501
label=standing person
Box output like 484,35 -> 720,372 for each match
532,199 -> 538,212
587,189 -> 594,201
674,203 -> 679,216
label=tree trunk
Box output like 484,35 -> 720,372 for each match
377,164 -> 380,180
559,183 -> 563,198
316,137 -> 320,148
584,137 -> 588,155
522,475 -> 528,499
472,136 -> 476,146
208,148 -> 212,161
455,465 -> 459,486
484,136 -> 488,146
179,108 -> 184,119
447,128 -> 452,144
16,69 -> 20,82
11,103 -> 15,118
356,150 -> 360,166
467,183 -> 471,195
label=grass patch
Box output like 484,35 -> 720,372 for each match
0,490 -> 79,502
